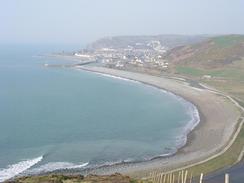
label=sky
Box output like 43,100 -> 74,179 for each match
1,0 -> 244,45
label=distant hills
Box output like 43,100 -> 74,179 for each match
88,35 -> 208,49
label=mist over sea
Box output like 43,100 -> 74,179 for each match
0,45 -> 199,181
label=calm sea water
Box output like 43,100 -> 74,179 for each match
0,45 -> 199,181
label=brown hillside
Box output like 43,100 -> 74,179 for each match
165,35 -> 244,69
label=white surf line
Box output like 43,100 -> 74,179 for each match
77,67 -> 243,178
77,66 -> 201,143
75,66 -> 140,84
158,118 -> 244,176
0,156 -> 43,182
147,82 -> 244,177
26,162 -> 89,175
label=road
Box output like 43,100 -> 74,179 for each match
201,161 -> 244,183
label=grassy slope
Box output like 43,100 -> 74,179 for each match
212,35 -> 244,47
167,35 -> 244,68
168,35 -> 244,101
176,65 -> 244,80
186,119 -> 244,177
175,64 -> 244,101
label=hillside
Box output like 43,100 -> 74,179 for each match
88,35 -> 207,49
166,35 -> 244,69
166,34 -> 244,68
165,34 -> 244,101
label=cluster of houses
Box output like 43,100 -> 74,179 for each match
73,40 -> 169,70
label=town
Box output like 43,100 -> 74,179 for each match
73,39 -> 170,72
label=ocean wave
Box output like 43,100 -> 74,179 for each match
95,73 -> 140,83
79,68 -> 201,157
0,156 -> 43,182
25,162 -> 89,175
63,68 -> 200,171
174,99 -> 200,150
155,86 -> 200,152
76,67 -> 140,84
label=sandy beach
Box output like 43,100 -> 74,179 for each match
72,66 -> 241,178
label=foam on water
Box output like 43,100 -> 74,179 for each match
0,66 -> 200,179
96,73 -> 139,83
0,156 -> 43,182
77,68 -> 201,159
174,99 -> 200,150
158,88 -> 200,146
75,67 -> 139,84
26,162 -> 89,174
101,72 -> 200,156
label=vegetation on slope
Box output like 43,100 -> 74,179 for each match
166,34 -> 244,101
163,35 -> 244,177
6,173 -> 142,183
212,35 -> 244,47
166,34 -> 244,69
186,120 -> 244,177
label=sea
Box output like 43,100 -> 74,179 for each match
0,44 -> 200,181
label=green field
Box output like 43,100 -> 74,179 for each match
176,66 -> 244,81
212,35 -> 244,47
175,64 -> 244,101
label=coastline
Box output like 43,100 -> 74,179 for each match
0,63 -> 201,182
67,65 -> 241,178
79,68 -> 201,157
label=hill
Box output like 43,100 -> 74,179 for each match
88,35 -> 207,49
166,34 -> 244,69
165,34 -> 244,101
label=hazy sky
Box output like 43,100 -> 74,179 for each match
1,0 -> 244,44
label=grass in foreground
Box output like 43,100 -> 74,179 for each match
6,173 -> 142,183
181,119 -> 244,177
148,120 -> 244,183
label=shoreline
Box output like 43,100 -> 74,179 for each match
1,64 -> 200,182
66,66 -> 241,178
9,64 -> 241,181
80,68 -> 201,157
21,67 -> 201,178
